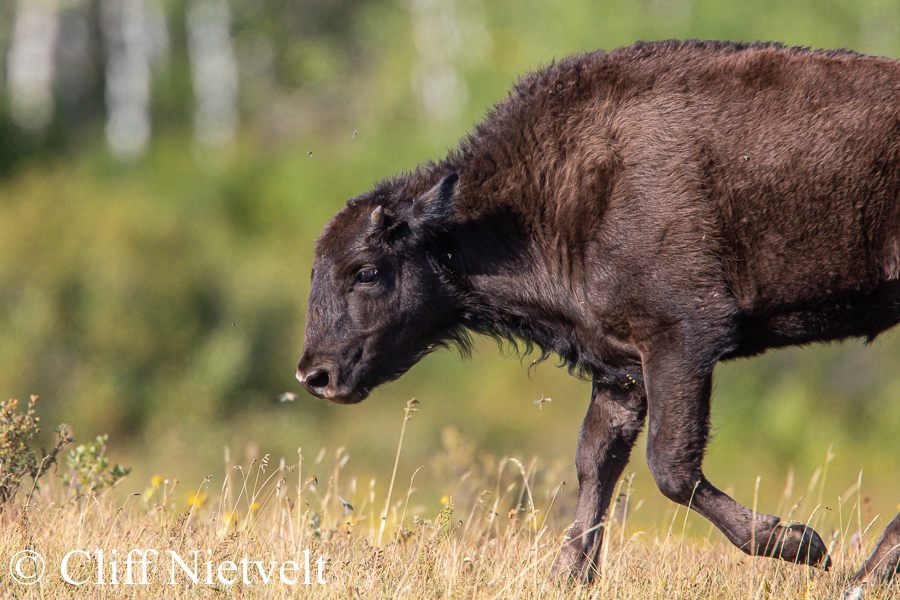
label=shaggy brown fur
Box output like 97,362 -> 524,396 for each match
297,41 -> 900,595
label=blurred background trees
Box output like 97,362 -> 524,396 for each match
1,0 -> 899,522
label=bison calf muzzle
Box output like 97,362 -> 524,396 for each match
298,40 -> 900,596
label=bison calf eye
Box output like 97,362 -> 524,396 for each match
355,267 -> 379,285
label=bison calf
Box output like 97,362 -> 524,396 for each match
297,40 -> 900,596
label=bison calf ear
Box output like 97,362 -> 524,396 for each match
412,172 -> 459,231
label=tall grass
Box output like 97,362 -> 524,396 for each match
1,400 -> 896,599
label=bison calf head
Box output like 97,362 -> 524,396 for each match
297,172 -> 462,403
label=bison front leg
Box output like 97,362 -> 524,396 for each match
642,347 -> 831,569
843,511 -> 900,599
553,380 -> 647,582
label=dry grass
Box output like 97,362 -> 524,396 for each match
2,403 -> 898,599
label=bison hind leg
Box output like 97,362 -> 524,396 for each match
843,512 -> 900,599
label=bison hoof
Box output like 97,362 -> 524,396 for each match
841,584 -> 864,600
552,545 -> 596,584
768,523 -> 831,569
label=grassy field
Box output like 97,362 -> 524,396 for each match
3,401 -> 898,600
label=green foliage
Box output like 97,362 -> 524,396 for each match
0,397 -> 40,505
62,434 -> 131,492
0,396 -> 71,506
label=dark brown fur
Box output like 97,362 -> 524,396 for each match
297,41 -> 900,595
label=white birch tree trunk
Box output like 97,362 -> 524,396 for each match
187,0 -> 239,148
7,0 -> 60,132
101,0 -> 152,160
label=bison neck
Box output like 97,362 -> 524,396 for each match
436,213 -> 643,388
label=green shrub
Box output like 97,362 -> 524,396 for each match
63,434 -> 132,492
0,396 -> 72,507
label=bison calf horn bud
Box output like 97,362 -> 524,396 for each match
370,205 -> 385,226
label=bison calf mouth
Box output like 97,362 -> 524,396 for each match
296,362 -> 369,404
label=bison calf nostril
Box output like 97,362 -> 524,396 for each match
306,369 -> 331,390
